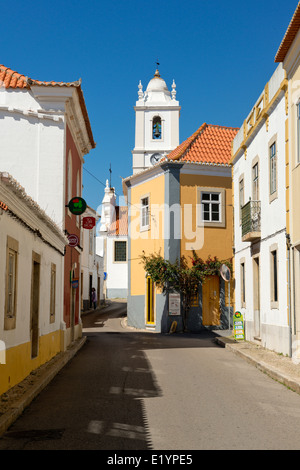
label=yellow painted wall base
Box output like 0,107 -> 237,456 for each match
0,330 -> 61,396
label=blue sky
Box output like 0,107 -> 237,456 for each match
1,0 -> 298,211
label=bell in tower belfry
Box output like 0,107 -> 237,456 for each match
132,67 -> 181,174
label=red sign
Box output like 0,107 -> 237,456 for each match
68,234 -> 79,247
82,216 -> 96,229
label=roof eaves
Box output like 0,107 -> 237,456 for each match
275,2 -> 300,62
167,123 -> 207,161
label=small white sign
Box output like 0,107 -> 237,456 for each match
169,293 -> 181,316
0,340 -> 6,364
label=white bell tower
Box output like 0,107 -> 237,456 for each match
132,68 -> 180,174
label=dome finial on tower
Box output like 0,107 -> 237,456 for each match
154,60 -> 160,78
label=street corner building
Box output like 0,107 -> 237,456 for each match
0,173 -> 68,395
229,3 -> 300,356
0,64 -> 95,394
122,68 -> 238,333
230,3 -> 300,356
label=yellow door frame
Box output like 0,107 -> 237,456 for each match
146,275 -> 155,325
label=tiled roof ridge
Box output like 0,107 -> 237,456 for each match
167,122 -> 208,161
275,2 -> 300,62
0,64 -> 82,89
167,122 -> 239,163
206,123 -> 240,130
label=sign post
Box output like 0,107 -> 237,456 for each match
219,264 -> 231,330
233,311 -> 245,340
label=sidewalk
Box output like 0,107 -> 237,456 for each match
214,334 -> 300,395
1,320 -> 300,437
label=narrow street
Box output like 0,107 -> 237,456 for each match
1,300 -> 300,451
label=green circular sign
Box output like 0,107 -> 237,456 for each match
68,197 -> 87,215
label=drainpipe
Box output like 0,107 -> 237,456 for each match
286,233 -> 292,357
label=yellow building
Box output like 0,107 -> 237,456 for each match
123,123 -> 238,333
275,2 -> 300,356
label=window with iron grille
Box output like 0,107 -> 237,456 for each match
114,241 -> 127,262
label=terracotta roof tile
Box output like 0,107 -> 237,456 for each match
275,2 -> 300,62
167,123 -> 239,165
108,206 -> 128,236
0,64 -> 81,89
0,65 -> 28,88
0,64 -> 95,149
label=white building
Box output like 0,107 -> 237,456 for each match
0,172 -> 67,395
97,181 -> 128,299
81,205 -> 103,310
231,63 -> 290,354
132,68 -> 180,174
0,63 -> 96,350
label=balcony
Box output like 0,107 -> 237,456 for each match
241,200 -> 261,242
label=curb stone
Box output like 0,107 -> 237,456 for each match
215,336 -> 300,396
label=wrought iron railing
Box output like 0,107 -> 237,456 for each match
241,200 -> 261,239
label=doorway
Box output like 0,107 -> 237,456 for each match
97,276 -> 100,307
71,284 -> 76,342
202,275 -> 220,326
253,256 -> 261,339
89,274 -> 93,308
146,276 -> 155,325
31,253 -> 40,358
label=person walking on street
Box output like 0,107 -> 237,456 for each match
92,288 -> 97,310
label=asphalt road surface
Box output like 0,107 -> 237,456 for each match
2,300 -> 300,451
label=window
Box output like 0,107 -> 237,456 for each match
50,264 -> 56,323
31,253 -> 41,359
5,236 -> 18,330
197,188 -> 225,228
270,248 -> 278,307
76,171 -> 80,227
201,192 -> 221,222
67,151 -> 72,216
114,240 -> 127,262
240,260 -> 246,307
270,141 -> 277,196
239,176 -> 244,224
252,162 -> 259,201
140,196 -> 150,230
152,116 -> 162,140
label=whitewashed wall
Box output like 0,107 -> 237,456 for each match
0,88 -> 70,229
233,90 -> 289,354
0,195 -> 65,351
106,236 -> 128,298
81,210 -> 104,309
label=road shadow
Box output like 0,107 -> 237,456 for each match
0,301 -> 230,450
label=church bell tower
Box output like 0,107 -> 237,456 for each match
132,68 -> 181,174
